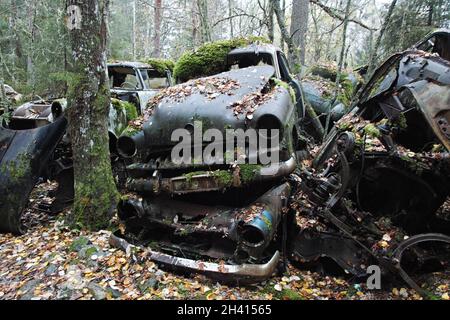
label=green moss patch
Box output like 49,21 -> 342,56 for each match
145,58 -> 175,74
183,170 -> 234,188
310,64 -> 348,82
305,64 -> 360,108
273,78 -> 297,104
211,170 -> 234,187
173,37 -> 270,83
260,215 -> 272,231
363,124 -> 381,138
0,153 -> 29,182
111,98 -> 138,122
392,113 -> 407,130
121,125 -> 140,137
239,164 -> 262,184
262,283 -> 304,300
69,236 -> 91,252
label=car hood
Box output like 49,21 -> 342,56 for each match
142,65 -> 293,148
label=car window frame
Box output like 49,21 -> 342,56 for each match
139,68 -> 171,90
109,66 -> 143,91
276,52 -> 293,82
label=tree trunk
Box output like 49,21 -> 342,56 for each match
267,2 -> 275,43
132,0 -> 136,59
271,0 -> 297,65
153,0 -> 163,58
427,0 -> 433,26
399,10 -> 407,50
325,0 -> 352,137
228,0 -> 234,38
290,0 -> 309,66
191,0 -> 199,47
66,0 -> 119,230
10,0 -> 22,64
26,0 -> 37,90
280,0 -> 287,51
366,0 -> 398,78
144,3 -> 152,57
197,0 -> 211,43
334,0 -> 352,96
0,70 -> 7,112
311,6 -> 322,62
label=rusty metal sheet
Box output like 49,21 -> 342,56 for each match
0,117 -> 67,234
404,80 -> 450,150
109,233 -> 280,284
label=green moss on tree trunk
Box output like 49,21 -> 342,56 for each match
66,0 -> 119,230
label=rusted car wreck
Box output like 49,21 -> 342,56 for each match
111,34 -> 449,294
0,61 -> 172,234
0,33 -> 449,295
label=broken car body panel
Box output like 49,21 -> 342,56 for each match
117,182 -> 292,277
0,117 -> 67,234
0,62 -> 173,234
293,31 -> 450,293
404,80 -> 450,150
109,233 -> 281,284
115,33 -> 450,290
108,61 -> 173,114
114,62 -> 302,282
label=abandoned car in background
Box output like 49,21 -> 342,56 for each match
1,84 -> 23,104
290,29 -> 450,294
109,61 -> 173,113
0,61 -> 173,234
112,34 -> 449,294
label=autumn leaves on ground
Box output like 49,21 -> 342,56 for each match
0,183 -> 448,301
1,0 -> 449,302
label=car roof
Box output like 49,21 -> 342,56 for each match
411,28 -> 450,50
228,43 -> 282,57
107,61 -> 153,69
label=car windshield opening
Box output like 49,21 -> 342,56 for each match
109,67 -> 142,90
226,53 -> 274,70
140,69 -> 169,90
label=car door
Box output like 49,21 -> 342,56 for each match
277,51 -> 305,118
137,68 -> 171,112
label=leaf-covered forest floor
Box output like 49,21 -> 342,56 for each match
0,182 -> 449,300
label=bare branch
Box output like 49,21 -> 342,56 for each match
212,13 -> 263,28
309,0 -> 376,31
